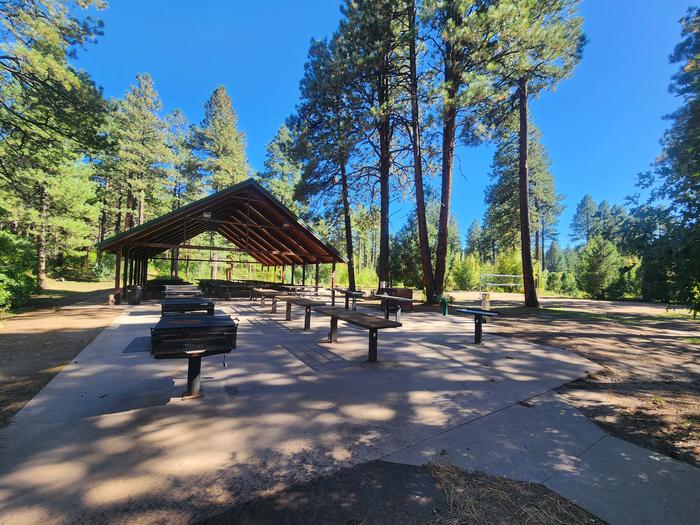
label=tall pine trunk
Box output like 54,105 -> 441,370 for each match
138,188 -> 145,226
377,72 -> 391,290
518,78 -> 540,308
340,162 -> 357,291
434,81 -> 458,296
408,0 -> 435,303
36,188 -> 47,289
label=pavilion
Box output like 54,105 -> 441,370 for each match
98,178 -> 346,300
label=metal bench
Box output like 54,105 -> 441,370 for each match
374,293 -> 414,323
150,314 -> 238,398
314,306 -> 401,362
277,295 -> 327,329
161,298 -> 215,316
455,308 -> 499,344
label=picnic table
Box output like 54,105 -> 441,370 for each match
455,308 -> 498,344
277,295 -> 326,329
314,306 -> 401,362
150,314 -> 238,398
331,288 -> 365,310
374,293 -> 414,323
161,297 -> 215,316
252,288 -> 283,308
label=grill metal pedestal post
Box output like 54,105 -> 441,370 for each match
185,356 -> 203,398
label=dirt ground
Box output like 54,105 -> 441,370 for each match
442,292 -> 700,467
0,282 -> 123,427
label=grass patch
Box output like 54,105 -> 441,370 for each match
495,306 -> 698,326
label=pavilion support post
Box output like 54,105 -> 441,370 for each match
143,259 -> 149,285
291,263 -> 295,285
122,251 -> 129,295
331,262 -> 336,306
315,262 -> 319,290
302,263 -> 306,285
114,252 -> 122,303
134,258 -> 140,287
282,265 -> 285,284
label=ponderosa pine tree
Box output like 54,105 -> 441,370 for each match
164,109 -> 205,276
196,86 -> 249,191
260,124 -> 305,216
0,0 -> 106,188
421,0 -> 501,297
570,195 -> 598,243
488,0 -> 585,307
484,122 -> 563,256
112,74 -> 168,228
338,0 -> 408,289
292,37 -> 360,290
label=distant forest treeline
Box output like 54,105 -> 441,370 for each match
0,1 -> 698,314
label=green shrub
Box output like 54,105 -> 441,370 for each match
0,231 -> 36,310
575,236 -> 623,299
547,271 -> 563,293
452,254 -> 481,290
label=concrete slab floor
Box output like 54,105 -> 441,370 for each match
0,298 -> 680,524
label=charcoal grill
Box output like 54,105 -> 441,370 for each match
150,314 -> 238,398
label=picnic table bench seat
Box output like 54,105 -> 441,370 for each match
455,308 -> 498,344
275,295 -> 326,329
314,306 -> 401,362
331,288 -> 365,310
374,293 -> 414,323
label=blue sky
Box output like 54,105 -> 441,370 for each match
75,0 -> 693,246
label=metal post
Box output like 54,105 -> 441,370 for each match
329,316 -> 338,343
368,329 -> 378,363
185,356 -> 202,397
475,315 -> 483,344
285,301 -> 292,321
291,263 -> 295,285
331,262 -> 336,306
304,306 -> 311,330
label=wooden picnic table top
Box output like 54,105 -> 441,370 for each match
277,295 -> 327,306
314,306 -> 401,329
374,293 -> 414,302
332,288 -> 365,297
253,288 -> 282,296
455,308 -> 498,317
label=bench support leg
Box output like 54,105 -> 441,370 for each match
285,301 -> 292,321
352,297 -> 357,311
396,304 -> 402,324
272,297 -> 277,314
368,328 -> 378,363
345,295 -> 349,309
331,289 -> 336,306
329,316 -> 338,343
384,302 -> 389,320
474,315 -> 483,344
304,306 -> 311,330
185,356 -> 202,398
